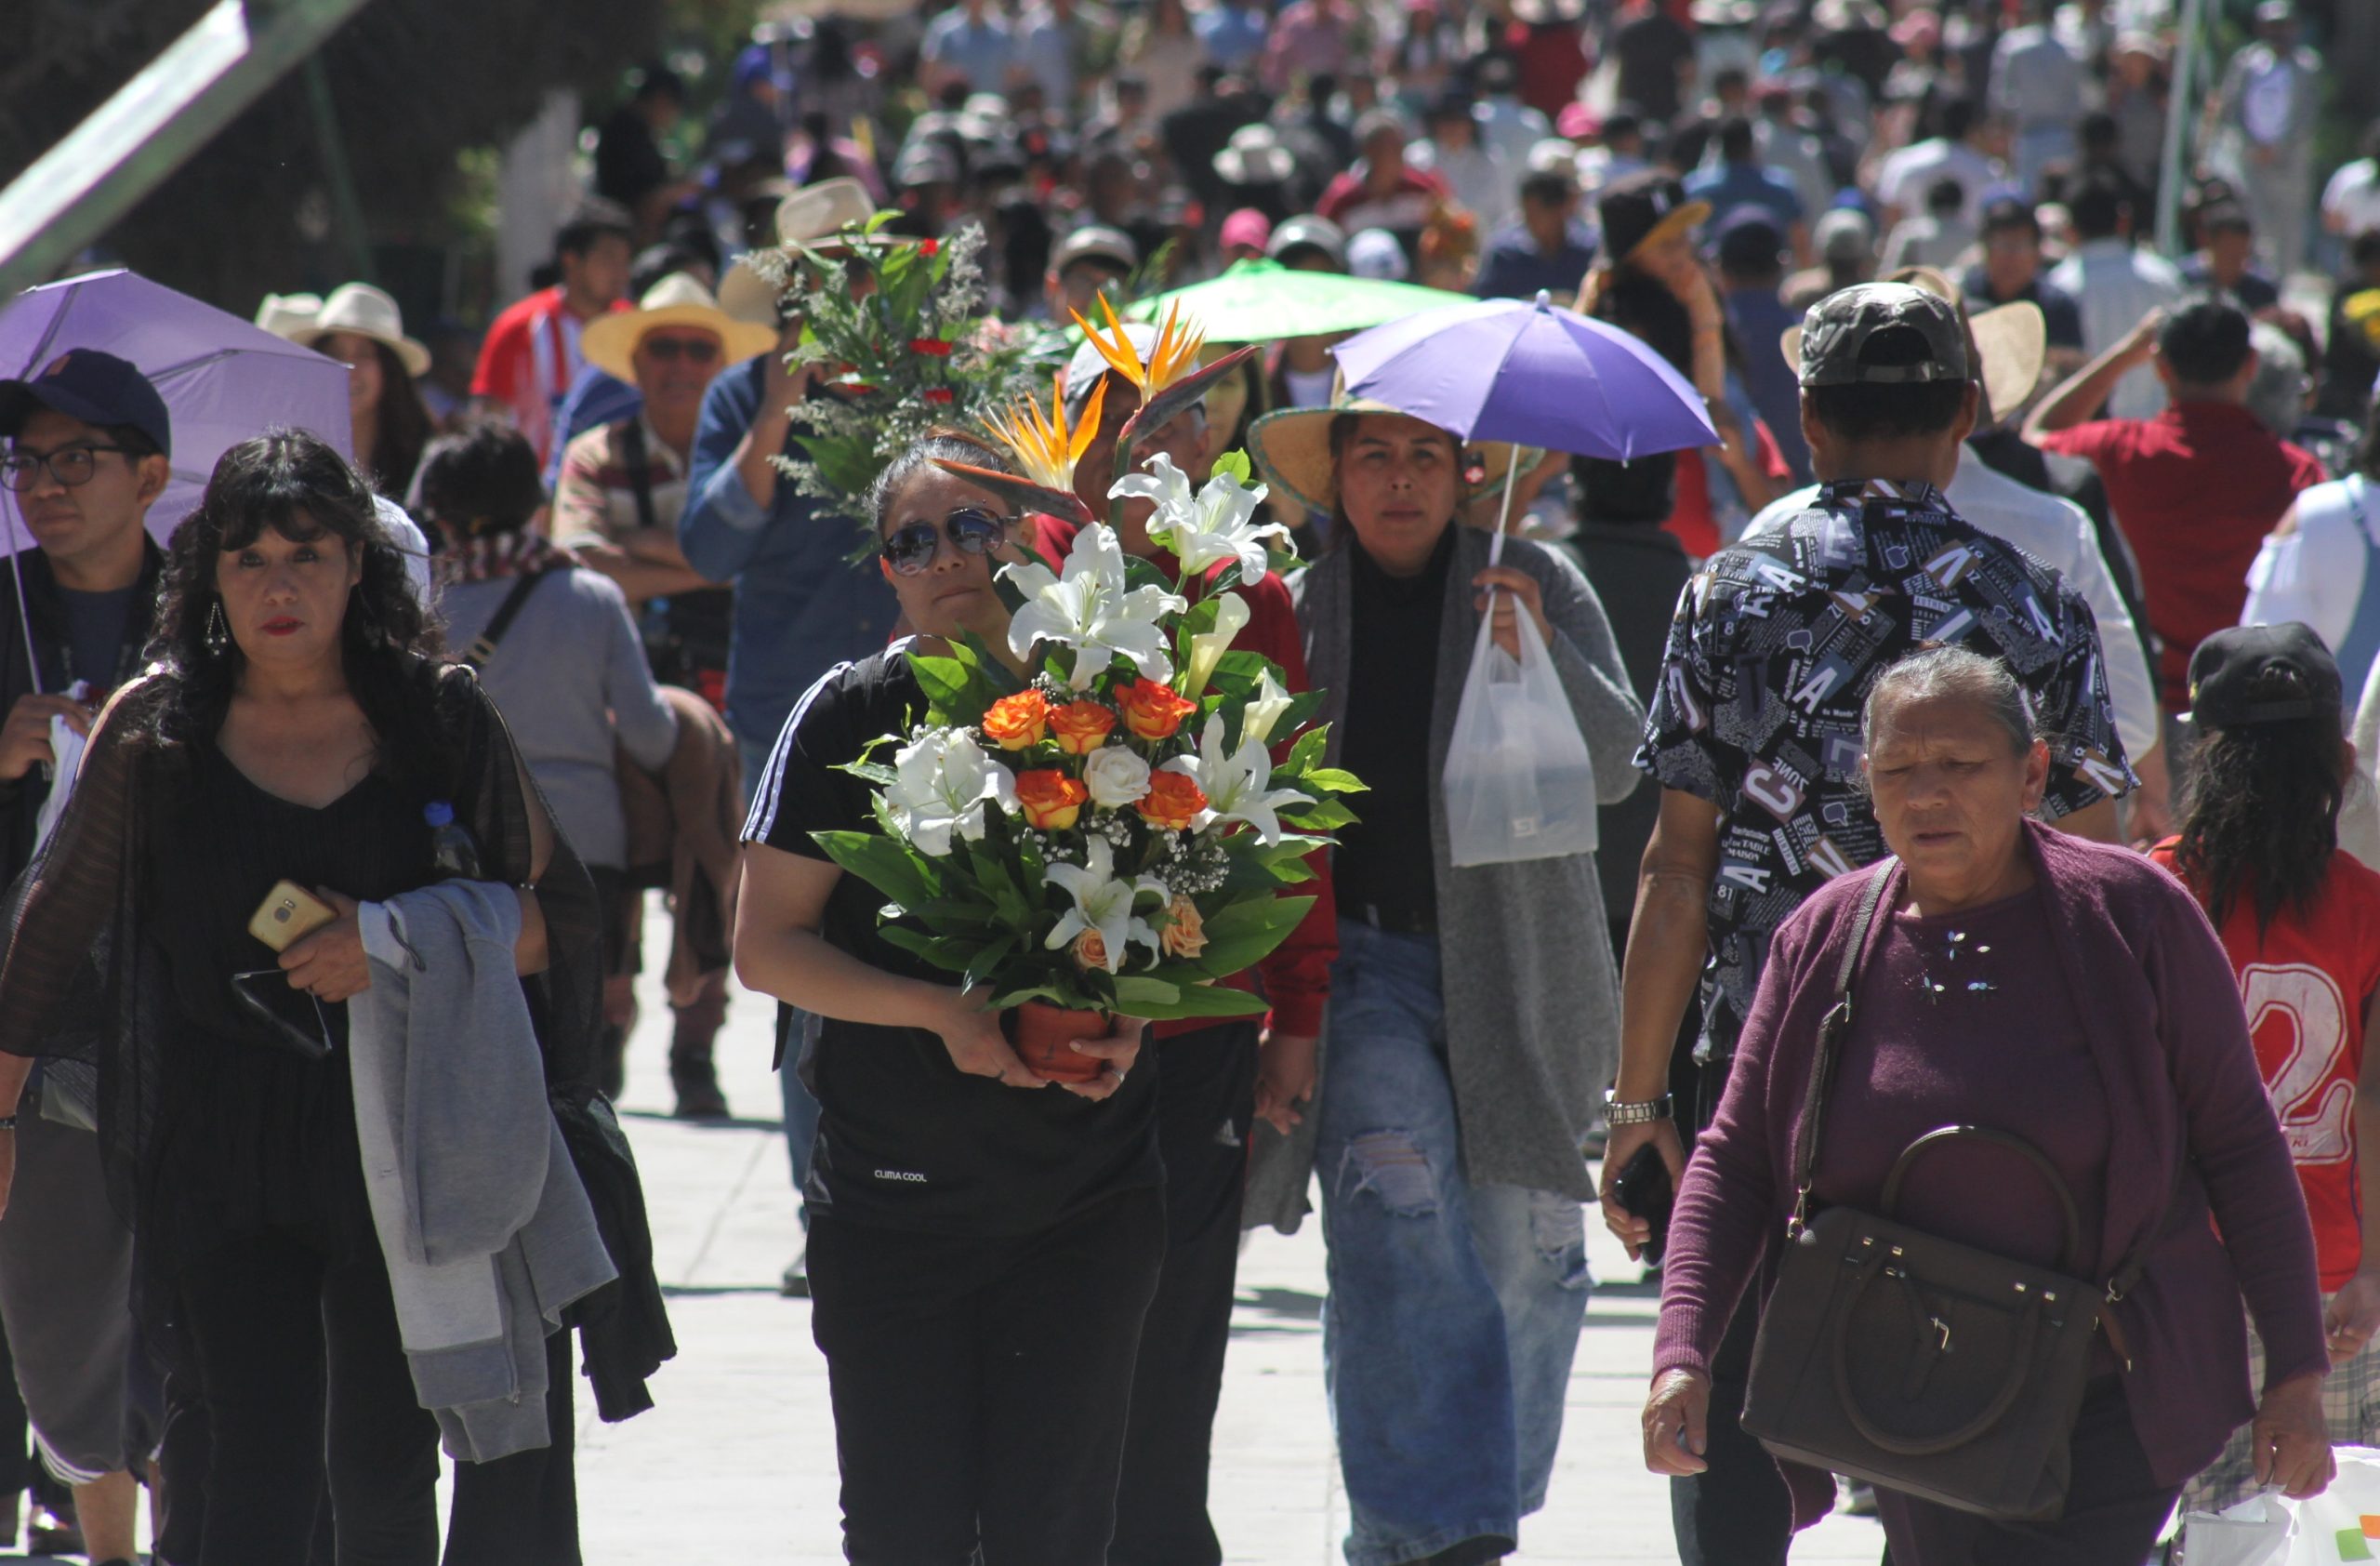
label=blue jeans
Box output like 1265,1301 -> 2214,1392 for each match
1317,919 -> 1591,1566
742,731 -> 823,1215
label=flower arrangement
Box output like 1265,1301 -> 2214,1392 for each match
752,214 -> 1027,534
808,324 -> 1360,1074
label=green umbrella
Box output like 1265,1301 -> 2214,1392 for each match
1123,259 -> 1471,343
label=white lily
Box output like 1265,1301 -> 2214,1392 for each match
1182,592 -> 1251,695
883,729 -> 1018,856
1111,453 -> 1289,584
1043,838 -> 1169,972
1242,667 -> 1296,748
1000,523 -> 1187,689
1164,715 -> 1311,844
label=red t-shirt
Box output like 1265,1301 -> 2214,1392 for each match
469,286 -> 628,464
2151,840 -> 2380,1289
1030,511 -> 1338,1039
2036,403 -> 2325,713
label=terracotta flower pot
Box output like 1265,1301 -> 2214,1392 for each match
1003,1001 -> 1109,1084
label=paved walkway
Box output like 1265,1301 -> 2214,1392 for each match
569,915 -> 1891,1564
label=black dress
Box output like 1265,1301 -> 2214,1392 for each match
145,748 -> 431,1270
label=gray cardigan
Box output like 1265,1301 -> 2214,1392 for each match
1247,526 -> 1646,1230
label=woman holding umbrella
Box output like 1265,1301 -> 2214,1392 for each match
1245,396 -> 1645,1565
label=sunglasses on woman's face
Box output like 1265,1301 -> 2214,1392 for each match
879,507 -> 1012,577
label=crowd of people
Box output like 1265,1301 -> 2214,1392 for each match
3,0 -> 2380,1562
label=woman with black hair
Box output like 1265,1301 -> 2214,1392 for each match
734,431 -> 1158,1563
291,284 -> 436,500
2153,622 -> 2380,1514
0,428 -> 610,1565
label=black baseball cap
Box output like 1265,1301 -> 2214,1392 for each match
2189,622 -> 2342,729
1794,282 -> 1970,388
0,349 -> 172,458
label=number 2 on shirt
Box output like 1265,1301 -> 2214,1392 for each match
2244,962 -> 2357,1166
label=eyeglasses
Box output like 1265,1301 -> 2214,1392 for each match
879,507 -> 1011,577
1,445 -> 131,493
640,335 -> 721,365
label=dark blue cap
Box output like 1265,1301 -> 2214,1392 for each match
0,349 -> 171,458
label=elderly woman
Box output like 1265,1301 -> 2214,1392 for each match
1247,399 -> 1645,1566
1643,644 -> 2334,1563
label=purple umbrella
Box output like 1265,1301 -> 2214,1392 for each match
0,268 -> 355,684
1331,289 -> 1718,464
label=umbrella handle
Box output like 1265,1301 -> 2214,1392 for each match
1486,456 -> 1519,577
3,492 -> 40,697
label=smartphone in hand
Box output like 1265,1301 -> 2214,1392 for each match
1612,1142 -> 1675,1266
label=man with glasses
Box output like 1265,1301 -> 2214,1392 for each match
0,347 -> 170,1566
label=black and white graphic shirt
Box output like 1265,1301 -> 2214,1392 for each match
1636,478 -> 2134,1058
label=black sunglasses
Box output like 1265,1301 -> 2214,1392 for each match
641,335 -> 721,365
880,507 -> 1012,577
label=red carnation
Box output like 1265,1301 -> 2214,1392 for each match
919,239 -> 941,258
923,387 -> 955,405
909,338 -> 954,357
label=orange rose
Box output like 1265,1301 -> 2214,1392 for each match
1015,769 -> 1090,829
1160,896 -> 1208,960
1070,928 -> 1110,972
1115,678 -> 1198,740
981,690 -> 1051,750
1135,770 -> 1209,831
1049,700 -> 1117,756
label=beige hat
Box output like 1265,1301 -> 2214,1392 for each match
1214,126 -> 1297,187
1778,266 -> 2045,423
715,257 -> 787,330
254,292 -> 323,342
581,272 -> 779,385
290,283 -> 430,376
1249,392 -> 1527,516
774,176 -> 880,250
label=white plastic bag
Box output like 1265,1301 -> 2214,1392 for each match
2179,1447 -> 2380,1566
1443,593 -> 1598,868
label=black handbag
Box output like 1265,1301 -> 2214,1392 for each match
1739,861 -> 2163,1521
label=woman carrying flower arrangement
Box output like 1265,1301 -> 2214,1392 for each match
1038,309 -> 1342,1566
734,432 -> 1162,1563
1246,396 -> 1646,1566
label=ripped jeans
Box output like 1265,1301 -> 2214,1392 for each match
1316,918 -> 1591,1566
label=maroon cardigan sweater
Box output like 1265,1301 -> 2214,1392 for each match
1654,821 -> 2327,1526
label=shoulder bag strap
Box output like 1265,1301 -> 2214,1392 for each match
618,417 -> 659,535
459,566 -> 560,672
1787,858 -> 1896,1237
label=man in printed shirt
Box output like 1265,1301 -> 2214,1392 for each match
1605,283 -> 2132,1566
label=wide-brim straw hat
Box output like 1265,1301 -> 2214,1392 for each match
581,272 -> 779,385
1778,266 -> 2045,422
290,283 -> 430,377
1249,392 -> 1527,516
773,176 -> 890,254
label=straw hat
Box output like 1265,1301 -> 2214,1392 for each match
715,257 -> 787,330
1249,393 -> 1527,516
1776,266 -> 2045,423
773,176 -> 882,253
254,292 -> 323,342
581,273 -> 779,385
290,283 -> 430,376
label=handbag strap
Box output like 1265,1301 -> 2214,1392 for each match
1787,858 -> 1896,1237
459,565 -> 559,671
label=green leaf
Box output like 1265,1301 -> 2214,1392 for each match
1122,979 -> 1271,1019
1112,975 -> 1180,1009
959,631 -> 1025,695
839,759 -> 898,787
908,655 -> 972,714
813,830 -> 940,910
1300,767 -> 1368,794
1279,797 -> 1357,832
1284,725 -> 1329,776
1202,895 -> 1316,940
879,925 -> 983,974
1210,449 -> 1254,485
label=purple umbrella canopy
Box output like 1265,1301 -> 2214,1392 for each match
1330,290 -> 1718,461
0,268 -> 354,546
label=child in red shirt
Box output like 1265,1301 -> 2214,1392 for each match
2152,622 -> 2380,1515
